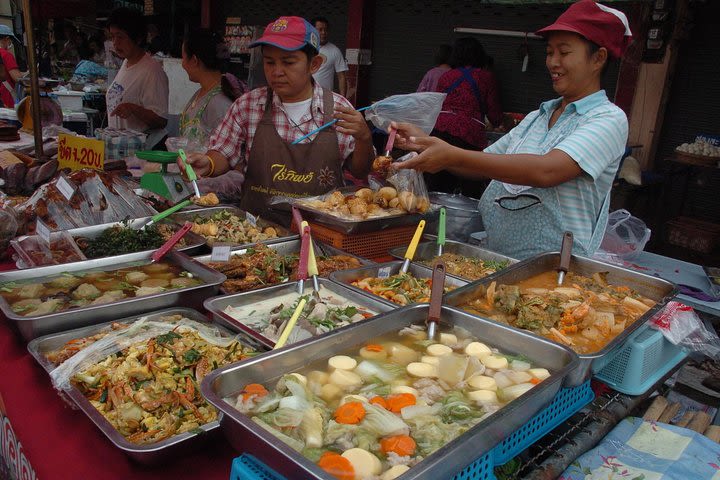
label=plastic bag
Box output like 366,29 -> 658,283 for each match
365,92 -> 446,134
599,209 -> 651,260
650,301 -> 720,359
50,317 -> 242,394
197,170 -> 245,204
381,152 -> 431,213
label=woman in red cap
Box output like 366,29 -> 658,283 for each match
392,0 -> 633,260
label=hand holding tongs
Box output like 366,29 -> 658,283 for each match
557,231 -> 574,286
436,207 -> 446,257
151,221 -> 193,263
401,220 -> 426,273
427,261 -> 446,341
178,148 -> 201,198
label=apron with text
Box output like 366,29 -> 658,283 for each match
239,87 -> 343,225
478,110 -> 610,260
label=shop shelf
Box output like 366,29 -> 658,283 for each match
229,381 -> 594,480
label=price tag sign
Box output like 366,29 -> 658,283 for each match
56,175 -> 76,201
211,245 -> 232,262
378,266 -> 392,279
245,212 -> 258,227
58,134 -> 105,172
36,219 -> 51,245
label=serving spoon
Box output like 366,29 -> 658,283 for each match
436,207 -> 446,257
557,231 -> 574,286
400,220 -> 426,274
426,261 -> 446,341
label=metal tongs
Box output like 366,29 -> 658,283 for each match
426,261 -> 446,341
436,207 -> 447,256
296,225 -> 311,295
401,220 -> 426,273
557,231 -> 574,286
150,221 -> 193,263
178,148 -> 201,198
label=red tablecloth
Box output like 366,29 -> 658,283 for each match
0,318 -> 238,480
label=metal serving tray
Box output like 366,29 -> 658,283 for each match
193,238 -> 374,267
329,261 -> 469,307
27,308 -> 267,464
444,252 -> 678,386
201,304 -> 579,480
204,278 -> 395,349
68,217 -> 207,256
389,239 -> 517,282
0,250 -> 226,341
169,205 -> 296,247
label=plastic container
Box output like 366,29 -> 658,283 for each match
53,91 -> 85,110
594,325 -> 687,396
229,381 -> 594,480
11,231 -> 86,268
306,221 -> 419,260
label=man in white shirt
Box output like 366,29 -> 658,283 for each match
311,17 -> 348,96
105,8 -> 168,132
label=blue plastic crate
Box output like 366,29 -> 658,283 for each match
594,326 -> 687,396
230,381 -> 593,480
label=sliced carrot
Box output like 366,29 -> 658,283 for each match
386,393 -> 416,413
369,396 -> 388,409
380,434 -> 417,457
530,377 -> 542,385
317,452 -> 355,480
365,344 -> 384,352
334,401 -> 366,424
241,383 -> 268,401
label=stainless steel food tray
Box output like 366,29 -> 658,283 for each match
293,186 -> 439,234
193,238 -> 374,267
68,217 -> 207,256
204,278 -> 395,349
389,239 -> 517,282
170,205 -> 296,247
444,252 -> 678,386
27,308 -> 267,464
201,304 -> 579,480
0,250 -> 226,341
328,261 -> 468,307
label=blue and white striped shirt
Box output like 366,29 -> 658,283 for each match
484,90 -> 628,250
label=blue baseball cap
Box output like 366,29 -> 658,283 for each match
0,25 -> 19,43
249,17 -> 319,53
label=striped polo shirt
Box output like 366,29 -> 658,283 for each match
485,90 -> 628,249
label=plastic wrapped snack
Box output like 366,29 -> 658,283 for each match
384,153 -> 430,214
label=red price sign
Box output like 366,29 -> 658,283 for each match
58,134 -> 104,171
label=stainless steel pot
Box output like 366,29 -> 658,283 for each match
428,192 -> 484,242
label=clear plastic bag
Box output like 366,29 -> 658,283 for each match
599,209 -> 651,260
381,152 -> 431,213
365,92 -> 446,134
650,301 -> 720,359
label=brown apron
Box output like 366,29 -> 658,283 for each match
239,87 -> 344,225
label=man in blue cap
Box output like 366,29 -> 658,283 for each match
0,25 -> 22,107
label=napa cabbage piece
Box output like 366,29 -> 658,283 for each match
405,414 -> 471,456
440,391 -> 485,423
300,408 -> 325,449
354,360 -> 405,383
252,417 -> 305,452
256,407 -> 305,428
362,402 -> 410,437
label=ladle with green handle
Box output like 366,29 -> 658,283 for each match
436,207 -> 446,257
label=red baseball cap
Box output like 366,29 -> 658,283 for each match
536,0 -> 633,58
249,16 -> 320,53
